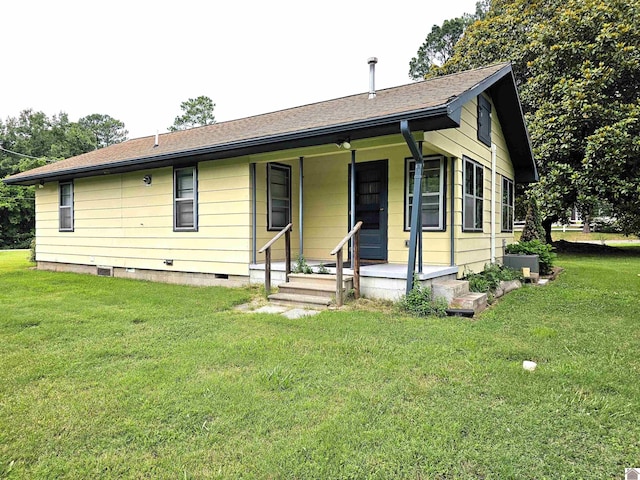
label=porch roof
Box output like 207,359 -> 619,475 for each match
5,62 -> 537,186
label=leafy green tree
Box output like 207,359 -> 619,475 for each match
0,110 -> 101,248
583,104 -> 640,236
425,0 -> 640,238
1,110 -> 96,172
168,96 -> 216,131
79,114 -> 128,148
520,197 -> 546,243
409,17 -> 472,79
409,1 -> 489,79
0,171 -> 44,249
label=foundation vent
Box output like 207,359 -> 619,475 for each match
97,266 -> 114,277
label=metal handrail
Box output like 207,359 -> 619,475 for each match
258,223 -> 292,295
330,221 -> 363,306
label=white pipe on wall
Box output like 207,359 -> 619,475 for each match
490,143 -> 497,263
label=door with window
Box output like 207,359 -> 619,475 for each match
350,160 -> 388,261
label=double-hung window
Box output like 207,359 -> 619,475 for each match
267,163 -> 291,230
502,177 -> 514,232
405,156 -> 445,230
463,157 -> 484,232
59,182 -> 74,232
174,167 -> 197,231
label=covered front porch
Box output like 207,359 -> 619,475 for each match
247,129 -> 462,301
249,260 -> 458,301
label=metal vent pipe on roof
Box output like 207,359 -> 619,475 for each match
368,57 -> 378,99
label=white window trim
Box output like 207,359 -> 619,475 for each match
463,157 -> 484,232
404,156 -> 446,231
59,181 -> 74,232
501,176 -> 514,232
174,166 -> 198,231
267,163 -> 291,231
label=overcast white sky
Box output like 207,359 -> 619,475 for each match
3,0 -> 478,139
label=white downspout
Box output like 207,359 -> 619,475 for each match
490,143 -> 497,263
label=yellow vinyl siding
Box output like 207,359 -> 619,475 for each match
388,149 -> 452,266
35,159 -> 253,276
35,94 -> 519,279
299,152 -> 350,261
295,142 -> 455,266
424,95 -> 515,274
252,160 -> 300,262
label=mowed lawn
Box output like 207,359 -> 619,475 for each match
1,250 -> 639,479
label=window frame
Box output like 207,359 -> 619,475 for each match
59,181 -> 74,232
404,155 -> 446,231
463,157 -> 484,232
477,95 -> 492,147
501,176 -> 515,233
267,163 -> 291,231
173,166 -> 198,232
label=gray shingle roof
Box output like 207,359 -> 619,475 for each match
5,62 -> 537,184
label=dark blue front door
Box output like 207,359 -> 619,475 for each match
352,160 -> 388,261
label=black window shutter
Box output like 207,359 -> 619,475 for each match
477,96 -> 491,147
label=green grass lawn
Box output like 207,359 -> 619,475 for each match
1,249 -> 639,478
514,230 -> 639,243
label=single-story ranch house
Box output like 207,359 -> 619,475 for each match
4,62 -> 537,303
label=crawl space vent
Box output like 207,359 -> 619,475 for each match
96,266 -> 113,277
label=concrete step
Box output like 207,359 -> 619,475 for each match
287,273 -> 353,290
450,292 -> 488,315
431,280 -> 470,304
267,292 -> 332,309
278,282 -> 338,299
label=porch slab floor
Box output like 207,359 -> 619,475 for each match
249,261 -> 458,281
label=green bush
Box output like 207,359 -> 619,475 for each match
464,264 -> 523,294
593,217 -> 622,233
316,263 -> 329,274
397,282 -> 448,317
505,240 -> 556,275
292,255 -> 313,274
466,271 -> 491,293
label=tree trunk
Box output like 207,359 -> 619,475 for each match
582,215 -> 591,234
542,215 -> 557,244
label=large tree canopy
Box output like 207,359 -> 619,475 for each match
78,113 -> 128,148
168,96 -> 216,131
415,0 -> 640,237
1,110 -> 126,248
409,1 -> 489,80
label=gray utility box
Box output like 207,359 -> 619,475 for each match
503,254 -> 539,273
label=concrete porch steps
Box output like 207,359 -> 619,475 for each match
432,279 -> 488,316
267,273 -> 353,309
277,283 -> 337,299
449,292 -> 488,314
268,292 -> 333,309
